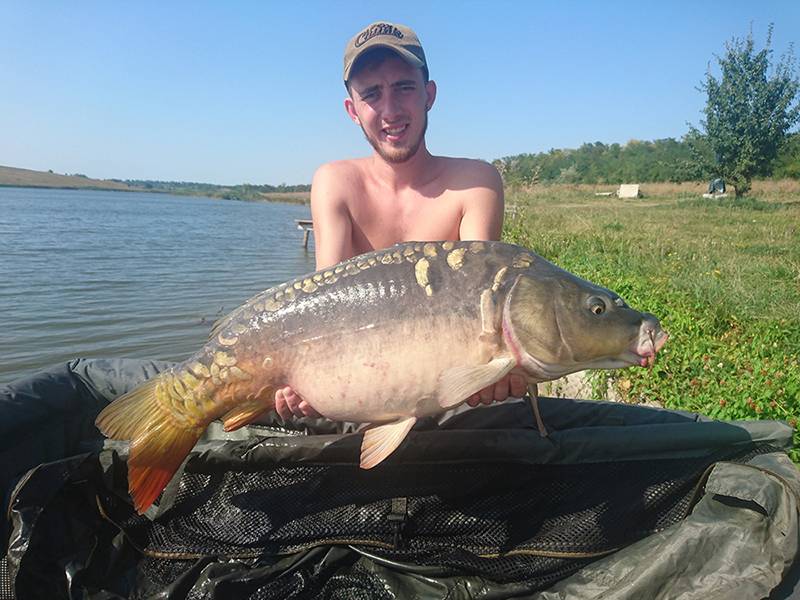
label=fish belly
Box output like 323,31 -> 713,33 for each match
285,313 -> 484,423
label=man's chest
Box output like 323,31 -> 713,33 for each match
351,192 -> 464,248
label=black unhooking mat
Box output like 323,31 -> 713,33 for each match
1,358 -> 799,599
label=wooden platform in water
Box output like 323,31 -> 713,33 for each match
295,219 -> 313,248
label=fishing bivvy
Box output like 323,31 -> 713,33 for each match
1,358 -> 799,599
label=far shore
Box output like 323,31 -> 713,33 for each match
0,165 -> 310,204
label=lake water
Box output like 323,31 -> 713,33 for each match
0,187 -> 316,385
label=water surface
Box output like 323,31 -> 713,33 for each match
0,187 -> 315,384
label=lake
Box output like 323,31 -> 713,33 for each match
0,187 -> 315,385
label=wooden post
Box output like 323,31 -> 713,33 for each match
295,219 -> 314,248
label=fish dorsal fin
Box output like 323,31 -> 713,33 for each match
360,417 -> 417,469
207,303 -> 244,342
207,314 -> 229,341
437,357 -> 516,409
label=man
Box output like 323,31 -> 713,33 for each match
275,21 -> 527,420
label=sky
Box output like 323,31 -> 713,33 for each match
1,1 -> 798,185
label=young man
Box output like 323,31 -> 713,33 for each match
275,21 -> 526,420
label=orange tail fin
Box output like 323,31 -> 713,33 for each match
95,376 -> 203,513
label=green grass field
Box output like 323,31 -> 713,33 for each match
502,180 -> 800,461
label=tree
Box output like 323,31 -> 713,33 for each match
690,25 -> 799,196
772,131 -> 800,179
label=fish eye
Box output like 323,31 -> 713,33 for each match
588,297 -> 607,315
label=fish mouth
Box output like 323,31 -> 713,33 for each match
622,351 -> 657,368
625,328 -> 669,368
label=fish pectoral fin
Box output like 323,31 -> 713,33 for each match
437,357 -> 517,409
360,417 -> 417,469
221,397 -> 273,431
479,288 -> 501,340
479,295 -> 503,349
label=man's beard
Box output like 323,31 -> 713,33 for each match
362,113 -> 428,163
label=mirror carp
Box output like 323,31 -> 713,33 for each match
96,241 -> 667,513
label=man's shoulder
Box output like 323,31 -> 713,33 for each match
439,156 -> 496,171
436,157 -> 503,192
313,158 -> 369,183
311,159 -> 369,207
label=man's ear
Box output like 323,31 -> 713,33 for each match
425,80 -> 437,111
344,97 -> 360,125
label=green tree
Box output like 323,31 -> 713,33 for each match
690,25 -> 799,196
772,131 -> 800,178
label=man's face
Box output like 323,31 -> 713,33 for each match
345,55 -> 436,163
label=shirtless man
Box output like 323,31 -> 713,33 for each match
275,21 -> 527,420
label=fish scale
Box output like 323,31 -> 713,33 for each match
95,240 -> 668,513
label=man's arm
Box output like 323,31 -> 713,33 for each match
458,161 -> 504,241
310,163 -> 354,270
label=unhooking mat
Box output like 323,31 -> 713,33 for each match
1,358 -> 799,599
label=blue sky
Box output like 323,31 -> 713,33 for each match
1,1 -> 798,185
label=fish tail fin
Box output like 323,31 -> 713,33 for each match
95,374 -> 203,513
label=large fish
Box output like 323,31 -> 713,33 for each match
96,241 -> 667,513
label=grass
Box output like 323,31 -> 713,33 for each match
502,179 -> 800,461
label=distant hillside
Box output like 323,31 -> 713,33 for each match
117,179 -> 310,203
0,165 -> 310,204
0,165 -> 136,191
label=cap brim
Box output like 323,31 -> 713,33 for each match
344,43 -> 425,82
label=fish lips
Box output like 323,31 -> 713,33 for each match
624,328 -> 669,368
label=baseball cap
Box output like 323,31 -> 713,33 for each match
343,21 -> 427,83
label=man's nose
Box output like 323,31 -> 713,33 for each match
381,89 -> 403,120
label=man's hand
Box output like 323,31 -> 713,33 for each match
466,373 -> 527,407
274,386 -> 322,420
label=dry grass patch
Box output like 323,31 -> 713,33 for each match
0,165 -> 133,191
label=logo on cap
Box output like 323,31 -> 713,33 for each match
354,23 -> 404,48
